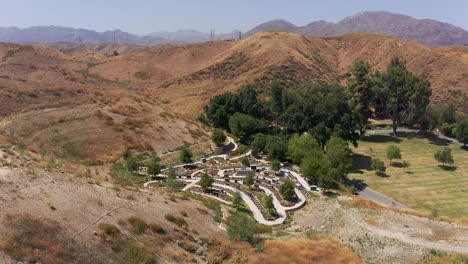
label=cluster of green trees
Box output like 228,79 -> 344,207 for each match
204,57 -> 432,147
201,58 -> 435,189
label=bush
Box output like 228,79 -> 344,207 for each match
386,145 -> 401,164
371,158 -> 386,174
99,223 -> 120,236
127,217 -> 148,234
149,224 -> 166,235
164,214 -> 188,227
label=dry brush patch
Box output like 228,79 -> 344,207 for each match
0,214 -> 102,264
249,237 -> 361,264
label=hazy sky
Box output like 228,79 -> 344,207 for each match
1,0 -> 467,34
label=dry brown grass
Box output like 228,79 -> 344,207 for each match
0,214 -> 99,264
349,197 -> 468,225
249,237 -> 361,264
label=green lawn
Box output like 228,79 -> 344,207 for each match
350,132 -> 468,218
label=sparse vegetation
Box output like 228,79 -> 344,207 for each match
164,214 -> 188,227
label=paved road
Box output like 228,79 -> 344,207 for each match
356,185 -> 409,209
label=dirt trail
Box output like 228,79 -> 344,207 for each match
292,198 -> 468,263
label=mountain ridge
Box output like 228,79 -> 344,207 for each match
0,11 -> 467,47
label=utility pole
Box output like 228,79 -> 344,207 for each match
239,31 -> 242,40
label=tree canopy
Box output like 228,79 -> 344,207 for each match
211,129 -> 226,147
456,119 -> 468,147
279,180 -> 295,200
179,146 -> 193,164
199,173 -> 214,192
382,57 -> 432,134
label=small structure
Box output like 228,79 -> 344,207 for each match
138,167 -> 148,176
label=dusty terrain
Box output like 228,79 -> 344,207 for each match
290,197 -> 468,263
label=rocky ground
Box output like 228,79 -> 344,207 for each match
289,196 -> 468,264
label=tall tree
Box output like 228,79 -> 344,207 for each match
456,119 -> 468,148
270,80 -> 284,116
348,60 -> 375,136
229,113 -> 266,142
383,57 -> 432,135
288,133 -> 321,164
325,137 -> 352,178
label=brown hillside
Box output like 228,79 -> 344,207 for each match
0,31 -> 467,161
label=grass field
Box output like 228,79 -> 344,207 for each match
350,132 -> 468,218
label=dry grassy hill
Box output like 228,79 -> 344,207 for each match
0,31 -> 467,162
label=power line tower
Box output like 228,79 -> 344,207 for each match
113,30 -> 116,44
210,29 -> 216,41
238,31 -> 242,40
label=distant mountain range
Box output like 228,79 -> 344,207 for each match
1,11 -> 467,47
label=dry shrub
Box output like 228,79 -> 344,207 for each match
0,214 -> 99,264
28,145 -> 38,153
127,217 -> 148,234
196,207 -> 209,215
249,238 -> 361,264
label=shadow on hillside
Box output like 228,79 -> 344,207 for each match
438,165 -> 457,171
352,153 -> 372,173
346,178 -> 368,192
390,161 -> 408,168
416,131 -> 452,146
361,135 -> 401,144
375,171 -> 390,178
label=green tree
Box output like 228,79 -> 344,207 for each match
179,146 -> 193,164
456,119 -> 468,148
386,145 -> 402,164
241,156 -> 250,167
265,194 -> 274,209
126,156 -> 139,172
318,168 -> 340,190
166,167 -> 178,191
265,137 -> 288,162
271,160 -> 281,171
279,180 -> 295,200
211,129 -> 226,147
229,113 -> 266,142
434,147 -> 454,165
371,158 -> 386,175
288,133 -> 321,164
122,148 -> 131,160
270,80 -> 284,116
147,155 -> 161,175
227,212 -> 258,244
325,137 -> 352,178
251,133 -> 268,156
300,149 -> 325,181
347,60 -> 375,136
199,173 -> 214,192
233,191 -> 242,207
383,57 -> 432,134
244,172 -> 254,187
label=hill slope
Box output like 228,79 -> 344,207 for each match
0,31 -> 467,161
